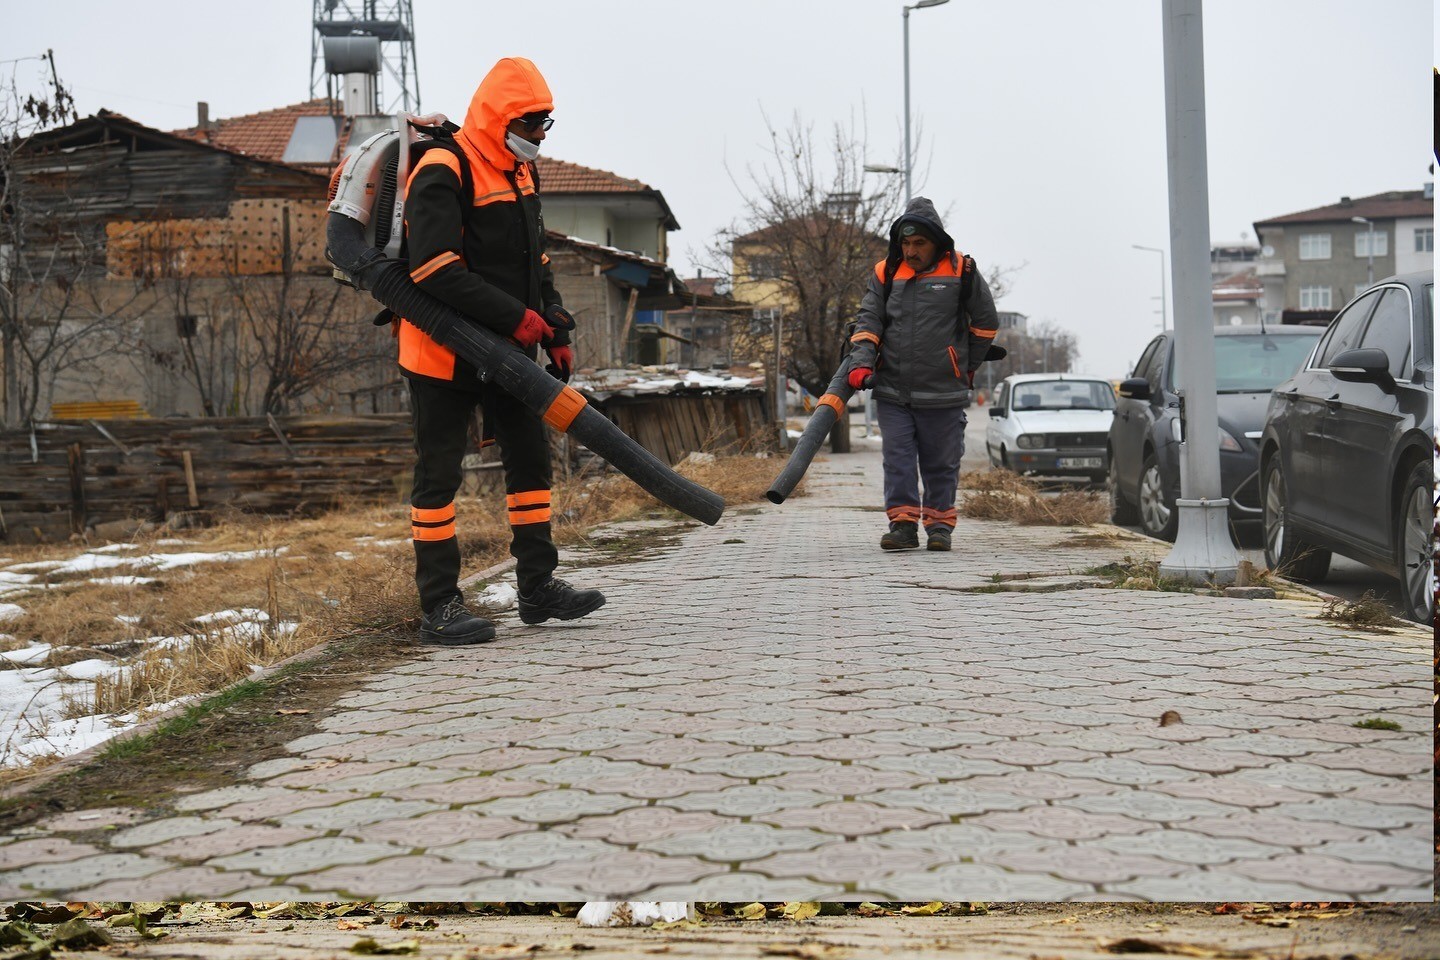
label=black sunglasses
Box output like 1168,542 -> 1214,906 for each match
518,113 -> 554,132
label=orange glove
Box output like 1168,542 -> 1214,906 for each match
512,308 -> 555,348
545,344 -> 574,382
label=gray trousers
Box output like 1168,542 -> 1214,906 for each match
876,400 -> 967,529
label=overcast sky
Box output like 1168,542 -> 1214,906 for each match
7,0 -> 1433,378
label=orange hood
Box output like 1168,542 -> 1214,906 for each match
458,57 -> 553,170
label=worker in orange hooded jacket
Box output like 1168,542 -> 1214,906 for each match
400,57 -> 604,645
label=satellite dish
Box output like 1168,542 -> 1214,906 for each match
1261,245 -> 1274,257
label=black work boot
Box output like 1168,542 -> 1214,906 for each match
880,522 -> 920,551
518,577 -> 606,625
419,595 -> 496,646
926,526 -> 953,551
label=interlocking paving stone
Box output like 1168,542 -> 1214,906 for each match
553,807 -> 735,844
638,872 -> 845,901
503,756 -> 652,784
1310,834 -> 1436,866
879,862 -> 1092,900
0,837 -> 101,869
991,844 -> 1191,883
64,866 -> 273,901
865,784 -> 1037,816
427,833 -> 617,870
1043,757 -> 1203,786
465,788 -> 639,823
640,823 -> 831,860
1055,788 -> 1241,823
594,737 -> 745,765
1303,747 -> 1432,777
1120,747 -> 1272,774
401,878 -> 589,901
1268,797 -> 1429,830
766,767 -> 928,795
1233,762 -> 1400,794
520,850 -> 723,897
0,853 -> 170,895
1181,812 -> 1370,846
276,797 -> 443,831
665,785 -> 832,816
431,745 -> 574,771
33,807 -> 147,831
1229,853 -> 1431,893
968,806 -> 1154,840
148,825 -> 320,862
753,840 -> 946,884
677,751 -> 832,779
869,823 -> 1051,859
356,810 -> 531,847
208,837 -> 406,876
757,801 -> 944,836
1108,872 -> 1346,902
584,768 -> 743,799
1148,777 -> 1314,808
212,788 -> 371,821
859,753 -> 1013,780
391,776 -> 548,805
1091,828 -> 1292,866
108,816 -> 240,849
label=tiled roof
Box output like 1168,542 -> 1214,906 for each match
1255,189 -> 1432,227
537,156 -> 651,194
172,99 -> 346,168
1212,268 -> 1261,301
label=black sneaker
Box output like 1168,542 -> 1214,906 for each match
419,595 -> 496,646
926,526 -> 953,551
880,522 -> 920,551
518,577 -> 606,625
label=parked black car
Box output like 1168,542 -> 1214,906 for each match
1259,271 -> 1434,623
1108,325 -> 1323,541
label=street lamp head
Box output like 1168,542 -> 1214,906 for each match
864,164 -> 902,174
914,0 -> 951,6
1350,215 -> 1370,225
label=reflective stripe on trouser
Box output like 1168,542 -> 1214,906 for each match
875,399 -> 967,530
408,378 -> 559,612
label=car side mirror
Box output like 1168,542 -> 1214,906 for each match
988,407 -> 1005,418
1329,347 -> 1395,389
1117,377 -> 1151,401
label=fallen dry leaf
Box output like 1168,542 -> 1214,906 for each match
760,942 -> 849,959
899,902 -> 944,916
1040,915 -> 1081,925
276,708 -> 311,715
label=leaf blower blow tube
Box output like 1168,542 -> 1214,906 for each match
325,213 -> 724,526
765,359 -> 855,504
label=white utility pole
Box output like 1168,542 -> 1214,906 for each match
1158,0 -> 1239,586
1351,215 -> 1375,285
902,0 -> 950,204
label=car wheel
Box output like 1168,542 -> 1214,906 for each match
1395,460 -> 1435,624
1261,458 -> 1331,583
1108,455 -> 1138,525
1137,450 -> 1177,541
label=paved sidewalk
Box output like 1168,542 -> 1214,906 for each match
0,449 -> 1432,902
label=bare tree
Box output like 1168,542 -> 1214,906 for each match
976,318 -> 1079,391
1,57 -> 170,425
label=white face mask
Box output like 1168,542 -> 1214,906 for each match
505,130 -> 541,162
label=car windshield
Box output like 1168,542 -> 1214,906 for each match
1008,380 -> 1116,411
1214,333 -> 1322,393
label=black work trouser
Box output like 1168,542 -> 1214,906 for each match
408,377 -> 558,613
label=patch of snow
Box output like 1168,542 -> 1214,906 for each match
369,538 -> 408,547
0,572 -> 37,584
90,544 -> 140,554
193,608 -> 269,626
86,576 -> 159,587
115,615 -> 143,625
0,603 -> 24,622
55,659 -> 125,682
0,644 -> 51,667
334,551 -> 356,560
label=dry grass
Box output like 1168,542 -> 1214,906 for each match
0,449 -> 782,746
959,470 -> 1109,526
1317,590 -> 1405,633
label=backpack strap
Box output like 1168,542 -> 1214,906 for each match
877,251 -> 975,328
410,120 -> 474,207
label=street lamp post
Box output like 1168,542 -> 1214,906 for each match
1132,244 -> 1168,331
1351,215 -> 1375,285
903,0 -> 951,204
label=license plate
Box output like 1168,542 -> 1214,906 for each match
1057,457 -> 1103,468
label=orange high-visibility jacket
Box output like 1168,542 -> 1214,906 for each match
399,57 -> 564,385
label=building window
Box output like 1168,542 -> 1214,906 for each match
1298,234 -> 1331,260
1353,230 -> 1388,257
1416,227 -> 1433,253
1300,285 -> 1332,310
748,255 -> 781,281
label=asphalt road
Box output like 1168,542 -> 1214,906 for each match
957,409 -> 1409,618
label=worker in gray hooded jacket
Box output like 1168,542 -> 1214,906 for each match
847,196 -> 999,551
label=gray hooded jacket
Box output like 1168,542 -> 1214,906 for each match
848,197 -> 999,408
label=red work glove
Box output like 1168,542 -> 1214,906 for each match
545,344 -> 574,382
847,366 -> 874,390
512,308 -> 555,348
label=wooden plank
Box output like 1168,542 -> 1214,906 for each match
181,450 -> 200,508
67,443 -> 87,534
